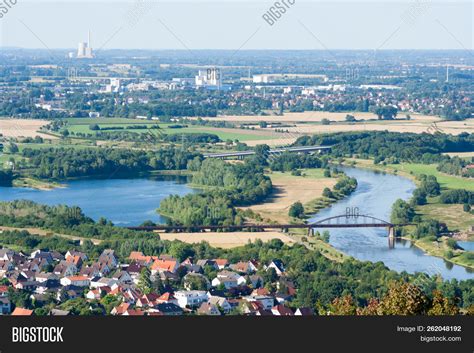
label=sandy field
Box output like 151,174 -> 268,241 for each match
246,172 -> 336,223
283,119 -> 474,136
158,231 -> 294,248
201,112 -> 441,123
443,152 -> 474,158
0,119 -> 54,139
199,112 -> 474,136
244,137 -> 299,147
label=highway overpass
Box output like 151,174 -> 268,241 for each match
203,145 -> 332,159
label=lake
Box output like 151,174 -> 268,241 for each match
0,175 -> 196,226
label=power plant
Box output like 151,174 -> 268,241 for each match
77,30 -> 94,59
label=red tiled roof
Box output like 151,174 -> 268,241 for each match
12,307 -> 33,316
214,259 -> 228,266
151,259 -> 178,272
66,276 -> 89,281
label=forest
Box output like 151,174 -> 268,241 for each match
159,158 -> 273,226
295,131 -> 474,164
20,146 -> 201,179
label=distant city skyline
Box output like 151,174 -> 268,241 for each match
0,1 -> 472,50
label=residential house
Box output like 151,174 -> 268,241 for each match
197,302 -> 221,316
174,290 -> 208,308
271,304 -> 294,316
98,249 -> 118,269
90,277 -> 117,289
244,295 -> 275,310
54,260 -> 77,277
208,296 -> 232,314
136,293 -> 160,308
11,307 -> 33,316
60,275 -> 90,287
229,261 -> 257,274
151,303 -> 183,316
214,259 -> 229,270
111,302 -> 130,315
65,250 -> 87,262
211,270 -> 246,289
111,270 -> 132,285
266,259 -> 285,276
155,292 -> 178,305
150,258 -> 179,275
35,272 -> 58,284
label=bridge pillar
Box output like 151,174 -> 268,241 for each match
388,227 -> 395,249
388,226 -> 395,239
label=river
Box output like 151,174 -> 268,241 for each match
309,167 -> 473,281
0,169 -> 472,280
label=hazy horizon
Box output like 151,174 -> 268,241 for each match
0,1 -> 472,51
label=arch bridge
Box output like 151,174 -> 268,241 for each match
128,213 -> 409,248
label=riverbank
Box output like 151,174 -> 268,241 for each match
9,169 -> 192,190
12,177 -> 65,190
405,235 -> 474,270
342,158 -> 474,270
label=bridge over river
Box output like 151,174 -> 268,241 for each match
128,214 -> 410,248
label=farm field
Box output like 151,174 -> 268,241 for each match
245,169 -> 336,223
201,112 -> 441,123
443,151 -> 474,159
284,119 -> 474,135
0,119 -> 53,139
158,231 -> 295,249
64,120 -> 280,142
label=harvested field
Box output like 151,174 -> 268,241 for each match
158,231 -> 294,248
0,119 -> 54,139
200,112 -> 441,123
246,171 -> 336,223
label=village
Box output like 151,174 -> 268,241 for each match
0,247 -> 313,316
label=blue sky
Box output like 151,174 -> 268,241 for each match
0,1 -> 472,50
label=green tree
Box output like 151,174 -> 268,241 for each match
411,189 -> 427,206
390,199 -> 415,224
138,267 -> 152,294
289,202 -> 305,218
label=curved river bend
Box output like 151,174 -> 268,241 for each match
309,167 -> 473,281
0,170 -> 472,280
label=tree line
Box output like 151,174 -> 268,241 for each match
20,146 -> 201,180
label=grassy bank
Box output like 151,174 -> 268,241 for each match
408,236 -> 474,269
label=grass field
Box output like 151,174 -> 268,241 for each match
350,159 -> 474,191
417,203 -> 474,233
385,163 -> 474,191
64,120 -> 279,142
